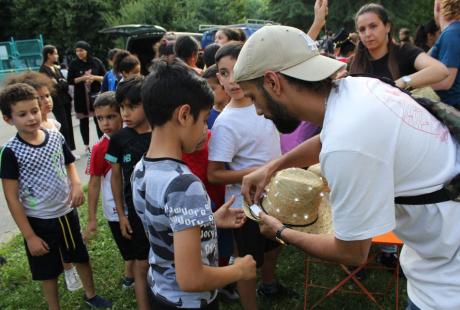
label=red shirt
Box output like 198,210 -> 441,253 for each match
89,135 -> 111,177
182,131 -> 225,208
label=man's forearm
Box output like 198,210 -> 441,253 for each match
282,229 -> 371,266
208,167 -> 257,185
270,134 -> 321,173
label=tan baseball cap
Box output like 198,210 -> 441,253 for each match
234,25 -> 346,83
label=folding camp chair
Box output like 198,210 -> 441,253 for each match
304,232 -> 403,309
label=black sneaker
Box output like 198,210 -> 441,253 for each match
257,281 -> 299,299
218,283 -> 239,302
122,277 -> 135,289
378,252 -> 398,269
84,294 -> 113,308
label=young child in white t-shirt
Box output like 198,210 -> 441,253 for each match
207,42 -> 295,309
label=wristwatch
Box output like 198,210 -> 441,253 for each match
275,225 -> 289,245
401,75 -> 412,89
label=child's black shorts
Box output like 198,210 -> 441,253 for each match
108,221 -> 137,261
127,206 -> 150,260
233,220 -> 279,268
25,209 -> 89,281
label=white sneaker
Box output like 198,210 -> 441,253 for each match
64,266 -> 83,292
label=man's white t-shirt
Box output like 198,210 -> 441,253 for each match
320,77 -> 460,310
208,104 -> 281,208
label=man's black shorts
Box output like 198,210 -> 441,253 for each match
25,209 -> 89,281
233,220 -> 279,268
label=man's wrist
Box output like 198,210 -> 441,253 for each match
275,225 -> 289,245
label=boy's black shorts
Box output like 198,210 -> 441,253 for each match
25,209 -> 89,281
233,220 -> 279,268
127,206 -> 150,260
108,221 -> 137,261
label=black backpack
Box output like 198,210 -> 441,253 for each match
351,74 -> 460,204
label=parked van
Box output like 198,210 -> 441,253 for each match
99,24 -> 166,74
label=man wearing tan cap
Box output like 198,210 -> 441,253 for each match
237,25 -> 460,310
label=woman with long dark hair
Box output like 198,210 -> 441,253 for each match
414,19 -> 440,52
349,3 -> 448,89
39,45 -> 76,151
68,41 -> 106,154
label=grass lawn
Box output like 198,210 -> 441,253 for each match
0,200 -> 407,309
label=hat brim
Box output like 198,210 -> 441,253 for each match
280,54 -> 346,82
242,201 -> 262,222
242,198 -> 333,235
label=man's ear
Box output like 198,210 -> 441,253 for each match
263,71 -> 282,96
3,115 -> 13,125
177,104 -> 192,126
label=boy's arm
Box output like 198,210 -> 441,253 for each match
2,179 -> 49,256
307,0 -> 328,40
174,227 -> 256,292
84,175 -> 101,241
207,161 -> 257,185
66,163 -> 85,208
110,163 -> 132,239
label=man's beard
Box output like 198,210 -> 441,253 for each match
261,87 -> 301,134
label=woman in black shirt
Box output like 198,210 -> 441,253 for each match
39,45 -> 76,150
68,41 -> 105,152
349,3 -> 447,89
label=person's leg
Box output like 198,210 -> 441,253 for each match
134,259 -> 150,310
93,116 -> 103,138
261,246 -> 281,284
75,262 -> 96,298
64,99 -> 76,150
42,278 -> 60,310
79,117 -> 90,147
52,101 -> 72,149
125,260 -> 135,279
236,278 -> 257,310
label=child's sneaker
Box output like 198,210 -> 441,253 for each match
84,294 -> 113,308
257,281 -> 299,299
218,283 -> 239,302
64,266 -> 83,292
121,276 -> 135,289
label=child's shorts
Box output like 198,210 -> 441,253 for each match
127,206 -> 150,260
233,220 -> 279,268
25,209 -> 89,281
108,221 -> 137,261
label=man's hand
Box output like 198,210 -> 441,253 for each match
259,212 -> 284,239
241,164 -> 275,205
70,185 -> 85,208
26,235 -> 50,256
213,196 -> 246,228
234,255 -> 257,281
119,215 -> 133,239
83,220 -> 97,242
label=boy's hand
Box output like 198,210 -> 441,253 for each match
70,186 -> 85,208
234,255 -> 257,280
26,235 -> 50,256
119,216 -> 133,239
83,220 -> 97,242
213,196 -> 246,228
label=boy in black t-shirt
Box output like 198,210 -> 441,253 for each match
0,83 -> 111,309
105,76 -> 151,310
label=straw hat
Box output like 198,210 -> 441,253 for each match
243,167 -> 333,234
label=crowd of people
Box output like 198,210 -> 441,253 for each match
0,0 -> 459,309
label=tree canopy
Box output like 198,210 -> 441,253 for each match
0,0 -> 436,61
